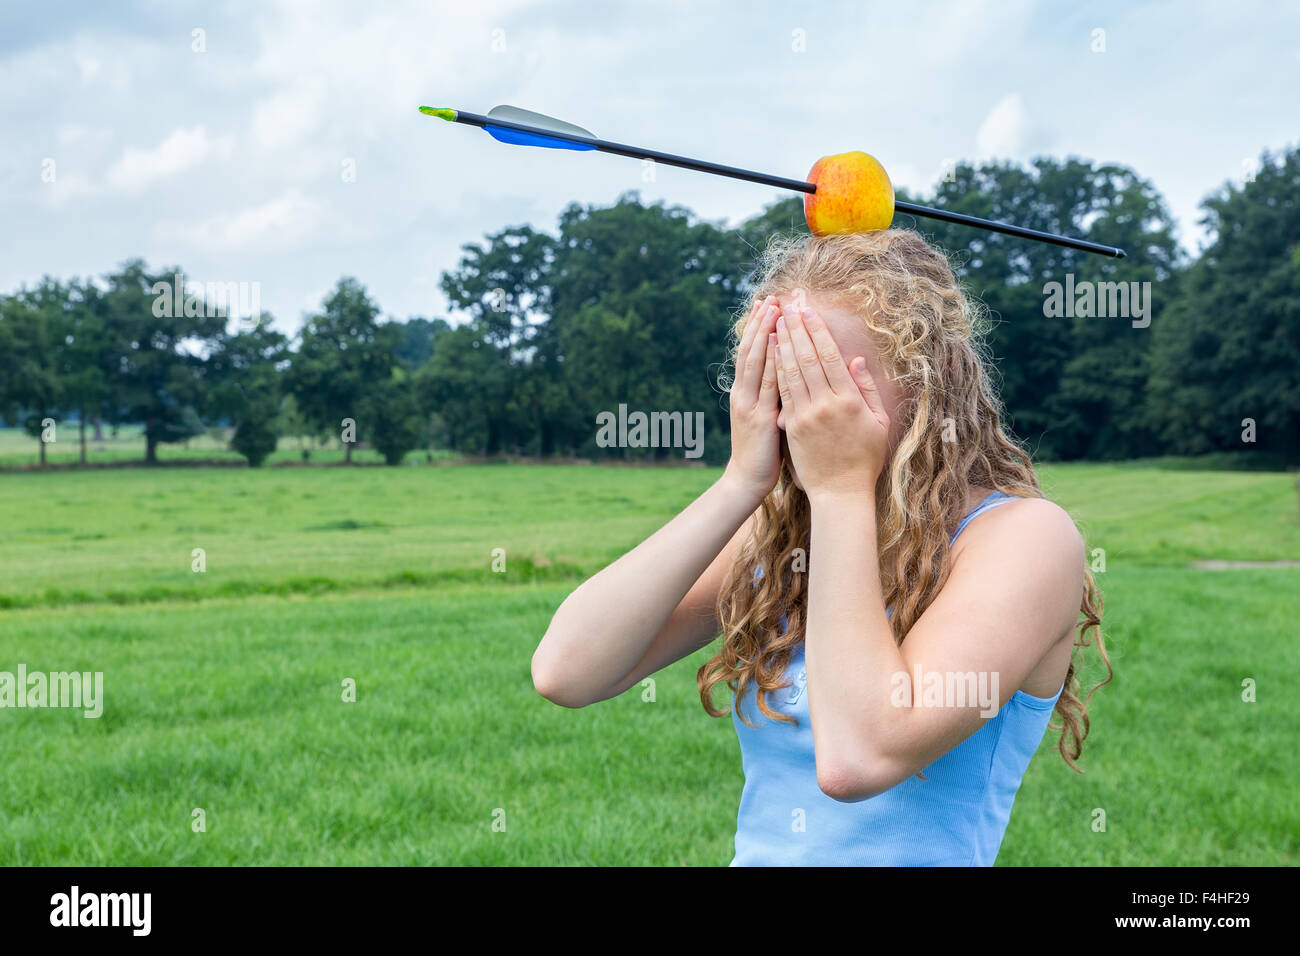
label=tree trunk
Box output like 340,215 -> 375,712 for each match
345,441 -> 353,464
92,415 -> 104,441
39,435 -> 47,467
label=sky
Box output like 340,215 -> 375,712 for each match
3,0 -> 1297,335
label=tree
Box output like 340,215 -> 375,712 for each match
439,225 -> 556,454
1148,145 -> 1300,463
426,194 -> 753,461
209,316 -> 288,467
897,158 -> 1182,459
62,278 -> 113,464
2,282 -> 67,466
287,278 -> 402,463
361,373 -> 423,465
547,195 -> 746,463
413,324 -> 509,454
99,260 -> 224,464
395,316 -> 450,370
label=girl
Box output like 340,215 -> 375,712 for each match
531,229 -> 1111,866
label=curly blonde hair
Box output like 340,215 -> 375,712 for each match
697,228 -> 1112,771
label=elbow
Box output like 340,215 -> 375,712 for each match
816,753 -> 905,803
530,647 -> 592,709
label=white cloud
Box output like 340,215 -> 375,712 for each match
250,77 -> 328,153
58,125 -> 89,145
156,188 -> 327,253
106,126 -> 230,192
3,0 -> 1300,329
75,53 -> 102,83
976,93 -> 1030,160
43,172 -> 95,207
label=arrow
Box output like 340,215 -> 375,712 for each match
419,105 -> 1126,259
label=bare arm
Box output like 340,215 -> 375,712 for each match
803,493 -> 1082,800
532,294 -> 785,708
531,476 -> 761,707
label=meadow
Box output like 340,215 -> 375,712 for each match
0,458 -> 1296,865
0,424 -> 436,468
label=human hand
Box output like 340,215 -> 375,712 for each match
722,295 -> 782,505
773,298 -> 890,504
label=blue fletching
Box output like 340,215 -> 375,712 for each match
484,124 -> 596,151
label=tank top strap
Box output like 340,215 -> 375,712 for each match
753,492 -> 1017,573
950,490 -> 1017,545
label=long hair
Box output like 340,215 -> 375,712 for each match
697,228 -> 1111,771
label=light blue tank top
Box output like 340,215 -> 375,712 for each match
730,490 -> 1064,866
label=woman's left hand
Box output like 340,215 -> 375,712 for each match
774,301 -> 891,502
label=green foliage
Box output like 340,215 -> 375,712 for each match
230,413 -> 278,467
101,260 -> 226,462
2,280 -> 67,465
361,374 -> 424,465
2,149 -> 1298,466
395,316 -> 449,369
286,278 -> 404,463
209,316 -> 288,467
901,157 -> 1183,460
1148,146 -> 1300,463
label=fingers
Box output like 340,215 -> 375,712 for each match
779,304 -> 832,398
850,356 -> 888,423
757,332 -> 778,412
799,306 -> 855,394
746,300 -> 779,400
735,296 -> 777,405
731,297 -> 765,394
775,313 -> 811,409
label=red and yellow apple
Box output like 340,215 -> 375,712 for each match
803,151 -> 895,235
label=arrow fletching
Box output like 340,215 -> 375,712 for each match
483,105 -> 597,151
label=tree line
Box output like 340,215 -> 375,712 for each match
2,147 -> 1296,468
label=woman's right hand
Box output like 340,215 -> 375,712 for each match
723,295 -> 783,505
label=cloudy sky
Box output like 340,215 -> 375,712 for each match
3,0 -> 1296,333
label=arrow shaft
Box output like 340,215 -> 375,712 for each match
453,110 -> 815,193
894,200 -> 1126,258
447,109 -> 1127,259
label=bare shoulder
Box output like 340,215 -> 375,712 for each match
948,495 -> 1086,694
951,495 -> 1086,619
956,495 -> 1083,560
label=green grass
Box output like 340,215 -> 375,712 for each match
0,462 -> 1296,864
0,424 -> 457,468
0,466 -> 708,610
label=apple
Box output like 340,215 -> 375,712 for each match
803,151 -> 895,236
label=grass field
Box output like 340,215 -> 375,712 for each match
0,461 -> 1297,864
0,424 -> 454,468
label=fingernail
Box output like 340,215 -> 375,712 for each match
776,315 -> 786,331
